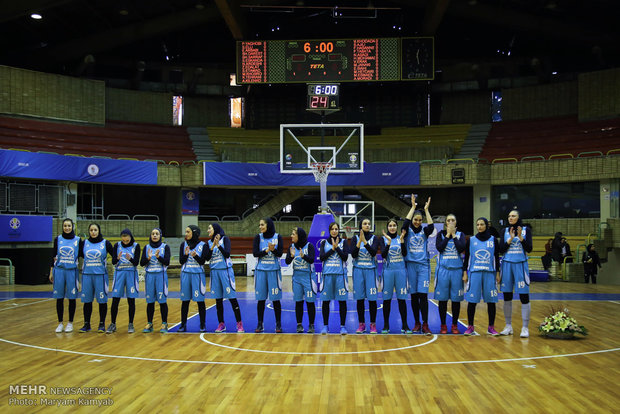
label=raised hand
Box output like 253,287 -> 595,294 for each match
382,230 -> 391,242
214,234 -> 221,244
184,245 -> 190,255
154,250 -> 160,258
268,241 -> 275,252
124,253 -> 132,260
400,229 -> 406,243
331,237 -> 339,249
424,197 -> 431,211
290,246 -> 295,257
411,193 -> 417,208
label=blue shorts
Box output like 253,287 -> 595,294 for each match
406,261 -> 431,293
292,271 -> 317,302
180,271 -> 207,302
145,271 -> 168,304
434,266 -> 464,302
111,268 -> 139,298
382,267 -> 408,300
465,271 -> 499,303
81,273 -> 108,304
353,267 -> 378,300
254,269 -> 282,301
210,268 -> 236,299
321,273 -> 348,301
52,267 -> 79,299
500,261 -> 530,294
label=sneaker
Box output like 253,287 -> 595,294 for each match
369,323 -> 378,334
78,323 -> 91,333
451,324 -> 459,335
520,327 -> 529,338
308,325 -> 315,334
500,325 -> 513,336
412,323 -> 422,333
401,324 -> 412,334
55,323 -> 64,333
422,323 -> 432,335
97,323 -> 105,333
143,323 -> 153,333
199,324 -> 206,333
440,324 -> 448,334
105,323 -> 116,334
464,325 -> 475,336
160,323 -> 168,333
127,323 -> 134,333
275,324 -> 283,333
236,321 -> 245,333
382,327 -> 390,334
177,324 -> 187,333
356,323 -> 366,334
65,322 -> 74,333
215,322 -> 226,333
296,323 -> 304,333
487,326 -> 500,336
340,326 -> 348,335
321,326 -> 328,335
255,323 -> 264,333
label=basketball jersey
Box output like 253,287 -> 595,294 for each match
116,242 -> 137,270
382,236 -> 405,270
322,239 -> 346,275
291,242 -> 313,273
82,239 -> 107,274
503,227 -> 528,263
405,228 -> 429,263
257,233 -> 280,271
468,236 -> 496,272
439,232 -> 464,269
181,241 -> 205,273
208,238 -> 232,269
144,244 -> 166,273
56,235 -> 79,269
353,235 -> 377,269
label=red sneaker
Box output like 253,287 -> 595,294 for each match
412,323 -> 422,333
451,324 -> 460,335
421,323 -> 432,335
440,324 -> 448,334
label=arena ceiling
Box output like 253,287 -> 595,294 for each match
1,0 -> 618,82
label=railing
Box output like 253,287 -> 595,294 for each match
133,215 -> 159,221
106,214 -> 130,220
0,258 -> 14,284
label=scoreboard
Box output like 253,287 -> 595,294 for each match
236,37 -> 433,84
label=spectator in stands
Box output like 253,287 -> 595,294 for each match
551,232 -> 564,263
582,244 -> 602,284
79,223 -> 114,333
487,220 -> 500,238
499,210 -> 533,338
49,218 -> 82,333
319,222 -> 349,335
561,237 -> 573,263
285,227 -> 316,333
206,223 -> 244,333
107,228 -> 141,334
350,217 -> 380,334
178,225 -> 208,332
140,227 -> 170,333
541,238 -> 553,271
253,217 -> 284,333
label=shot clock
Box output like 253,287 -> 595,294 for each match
307,84 -> 340,110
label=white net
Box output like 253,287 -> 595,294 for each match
311,162 -> 332,183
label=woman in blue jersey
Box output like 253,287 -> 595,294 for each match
434,214 -> 466,334
206,223 -> 244,333
49,218 -> 82,333
402,194 -> 434,335
253,217 -> 284,333
79,223 -> 114,333
319,222 -> 349,335
498,210 -> 533,338
350,218 -> 380,334
106,228 -> 141,334
140,228 -> 170,333
462,218 -> 501,336
178,225 -> 208,332
380,219 -> 410,334
285,227 -> 317,333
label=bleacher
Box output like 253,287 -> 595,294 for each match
480,115 -> 620,162
0,116 -> 196,163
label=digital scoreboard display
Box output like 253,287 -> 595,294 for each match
307,84 -> 339,109
236,37 -> 433,84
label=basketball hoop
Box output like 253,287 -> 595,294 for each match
311,162 -> 332,183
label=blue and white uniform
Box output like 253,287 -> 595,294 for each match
381,235 -> 408,300
499,226 -> 532,294
434,231 -> 465,302
320,238 -> 349,301
111,241 -> 140,299
253,231 -> 283,301
52,234 -> 81,300
464,235 -> 500,304
180,241 -> 207,302
81,238 -> 112,304
351,233 -> 379,300
403,221 -> 436,293
207,236 -> 236,299
287,242 -> 317,302
142,243 -> 169,304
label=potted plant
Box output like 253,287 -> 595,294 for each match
538,307 -> 588,339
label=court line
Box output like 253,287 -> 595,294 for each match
0,298 -> 54,311
1,337 -> 618,367
199,333 -> 437,355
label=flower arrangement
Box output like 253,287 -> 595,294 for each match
539,307 -> 588,338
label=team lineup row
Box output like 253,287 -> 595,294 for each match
50,195 -> 533,337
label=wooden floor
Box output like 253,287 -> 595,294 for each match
1,278 -> 619,413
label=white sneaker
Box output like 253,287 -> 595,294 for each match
55,323 -> 64,333
500,325 -> 513,336
520,327 -> 529,338
65,322 -> 74,332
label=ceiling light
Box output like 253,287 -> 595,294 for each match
31,13 -> 42,19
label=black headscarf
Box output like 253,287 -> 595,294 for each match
210,223 -> 226,240
262,217 -> 276,239
186,225 -> 201,249
294,227 -> 307,250
509,210 -> 524,232
61,218 -> 75,239
87,222 -> 103,243
409,210 -> 425,233
586,243 -> 594,253
149,228 -> 163,248
328,222 -> 340,245
386,219 -> 398,239
120,228 -> 135,247
358,217 -> 373,240
475,217 -> 492,241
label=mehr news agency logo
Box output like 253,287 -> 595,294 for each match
8,384 -> 113,408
